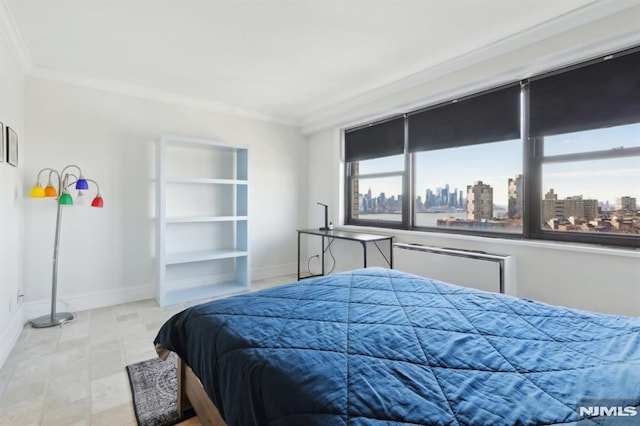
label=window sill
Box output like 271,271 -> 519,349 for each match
338,224 -> 640,259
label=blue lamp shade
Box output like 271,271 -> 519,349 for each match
75,176 -> 89,190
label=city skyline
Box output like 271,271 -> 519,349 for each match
360,162 -> 639,210
359,181 -> 637,213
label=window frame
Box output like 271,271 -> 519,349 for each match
344,47 -> 640,249
410,139 -> 525,238
526,136 -> 640,248
345,154 -> 410,230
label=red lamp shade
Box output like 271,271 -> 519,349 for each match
91,196 -> 104,208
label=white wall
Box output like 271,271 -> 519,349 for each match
0,29 -> 25,367
22,78 -> 306,318
304,10 -> 640,317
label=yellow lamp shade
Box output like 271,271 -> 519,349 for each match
44,185 -> 58,197
30,185 -> 46,198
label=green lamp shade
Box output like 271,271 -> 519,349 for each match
30,185 -> 46,198
58,193 -> 73,205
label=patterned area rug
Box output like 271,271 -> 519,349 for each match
126,352 -> 195,426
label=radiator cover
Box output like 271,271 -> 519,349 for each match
392,243 -> 515,294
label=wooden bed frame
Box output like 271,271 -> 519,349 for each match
177,357 -> 227,426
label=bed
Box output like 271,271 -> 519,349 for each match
154,267 -> 640,425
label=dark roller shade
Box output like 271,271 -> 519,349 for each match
345,117 -> 404,162
408,84 -> 521,153
530,50 -> 640,137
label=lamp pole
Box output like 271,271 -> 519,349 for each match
31,196 -> 73,328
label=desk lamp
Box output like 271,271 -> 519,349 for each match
317,202 -> 329,231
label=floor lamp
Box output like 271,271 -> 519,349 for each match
29,164 -> 104,328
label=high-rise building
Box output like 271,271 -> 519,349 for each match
508,174 -> 523,219
425,189 -> 434,208
467,181 -> 493,220
564,196 -> 598,221
443,184 -> 450,207
542,189 -> 560,222
618,196 -> 637,212
542,189 -> 598,222
451,187 -> 458,207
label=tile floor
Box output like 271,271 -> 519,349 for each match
0,275 -> 296,426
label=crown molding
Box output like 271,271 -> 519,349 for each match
0,0 -> 32,73
298,0 -> 640,135
28,66 -> 298,127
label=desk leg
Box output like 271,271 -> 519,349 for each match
321,236 -> 325,276
363,242 -> 367,268
297,232 -> 301,280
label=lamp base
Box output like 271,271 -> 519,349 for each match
30,312 -> 74,328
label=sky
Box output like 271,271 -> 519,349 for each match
358,123 -> 640,208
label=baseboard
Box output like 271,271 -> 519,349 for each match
252,262 -> 297,281
0,303 -> 25,369
22,266 -> 297,320
24,284 -> 154,320
20,263 -> 296,325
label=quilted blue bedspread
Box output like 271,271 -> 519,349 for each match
154,268 -> 640,425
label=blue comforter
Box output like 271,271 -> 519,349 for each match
154,268 -> 640,425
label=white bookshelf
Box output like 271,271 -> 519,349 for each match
155,135 -> 249,307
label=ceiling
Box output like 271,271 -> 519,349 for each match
1,0 -> 629,127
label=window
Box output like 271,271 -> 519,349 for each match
347,154 -> 406,226
414,140 -> 522,233
528,49 -> 640,246
541,155 -> 638,231
344,47 -> 640,248
345,117 -> 407,227
408,84 -> 521,234
531,125 -> 640,245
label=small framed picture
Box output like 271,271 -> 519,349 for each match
0,122 -> 4,163
6,126 -> 17,167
